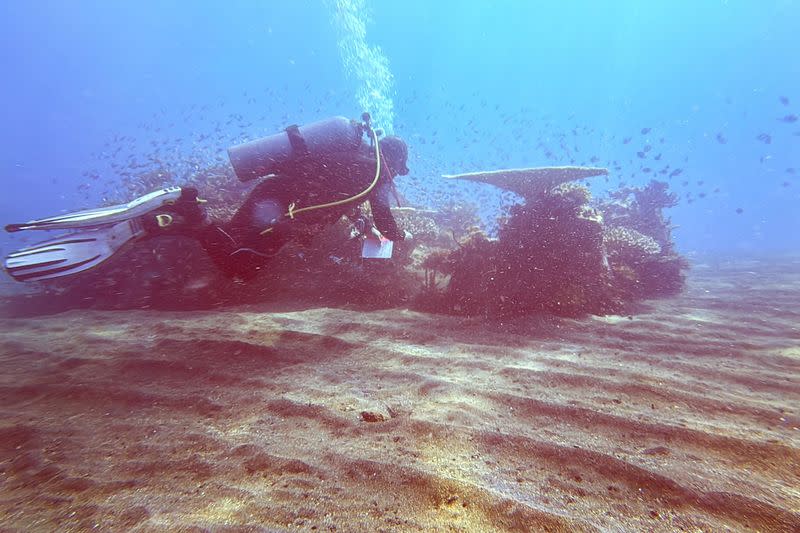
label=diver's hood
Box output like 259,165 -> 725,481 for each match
380,136 -> 409,175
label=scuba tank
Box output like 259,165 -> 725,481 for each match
227,116 -> 367,182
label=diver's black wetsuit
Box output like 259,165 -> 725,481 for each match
198,142 -> 403,279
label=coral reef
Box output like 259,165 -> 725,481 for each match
430,202 -> 481,241
604,226 -> 662,263
600,179 -> 678,253
425,230 -> 497,315
417,179 -> 688,318
425,184 -> 614,317
598,182 -> 688,300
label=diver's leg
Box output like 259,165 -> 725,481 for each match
195,223 -> 293,280
228,180 -> 288,236
195,183 -> 294,279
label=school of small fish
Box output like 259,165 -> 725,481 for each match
73,88 -> 798,220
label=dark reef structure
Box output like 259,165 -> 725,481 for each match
415,173 -> 689,318
418,184 -> 615,317
494,184 -> 612,316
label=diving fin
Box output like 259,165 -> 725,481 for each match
4,186 -> 209,282
4,219 -> 145,282
5,187 -> 186,232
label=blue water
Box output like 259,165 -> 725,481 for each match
1,0 -> 798,261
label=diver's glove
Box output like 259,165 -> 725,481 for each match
351,215 -> 371,236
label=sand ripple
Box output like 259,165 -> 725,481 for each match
0,258 -> 798,531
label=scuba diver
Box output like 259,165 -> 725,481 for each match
4,113 -> 410,282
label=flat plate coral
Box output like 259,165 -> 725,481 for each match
443,166 -> 609,199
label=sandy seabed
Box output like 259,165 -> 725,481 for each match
0,258 -> 798,532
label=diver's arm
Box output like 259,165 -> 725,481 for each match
369,182 -> 403,241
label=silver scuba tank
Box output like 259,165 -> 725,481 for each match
227,116 -> 366,182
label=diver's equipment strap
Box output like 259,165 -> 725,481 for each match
390,180 -> 402,207
285,125 -> 310,156
350,119 -> 365,149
